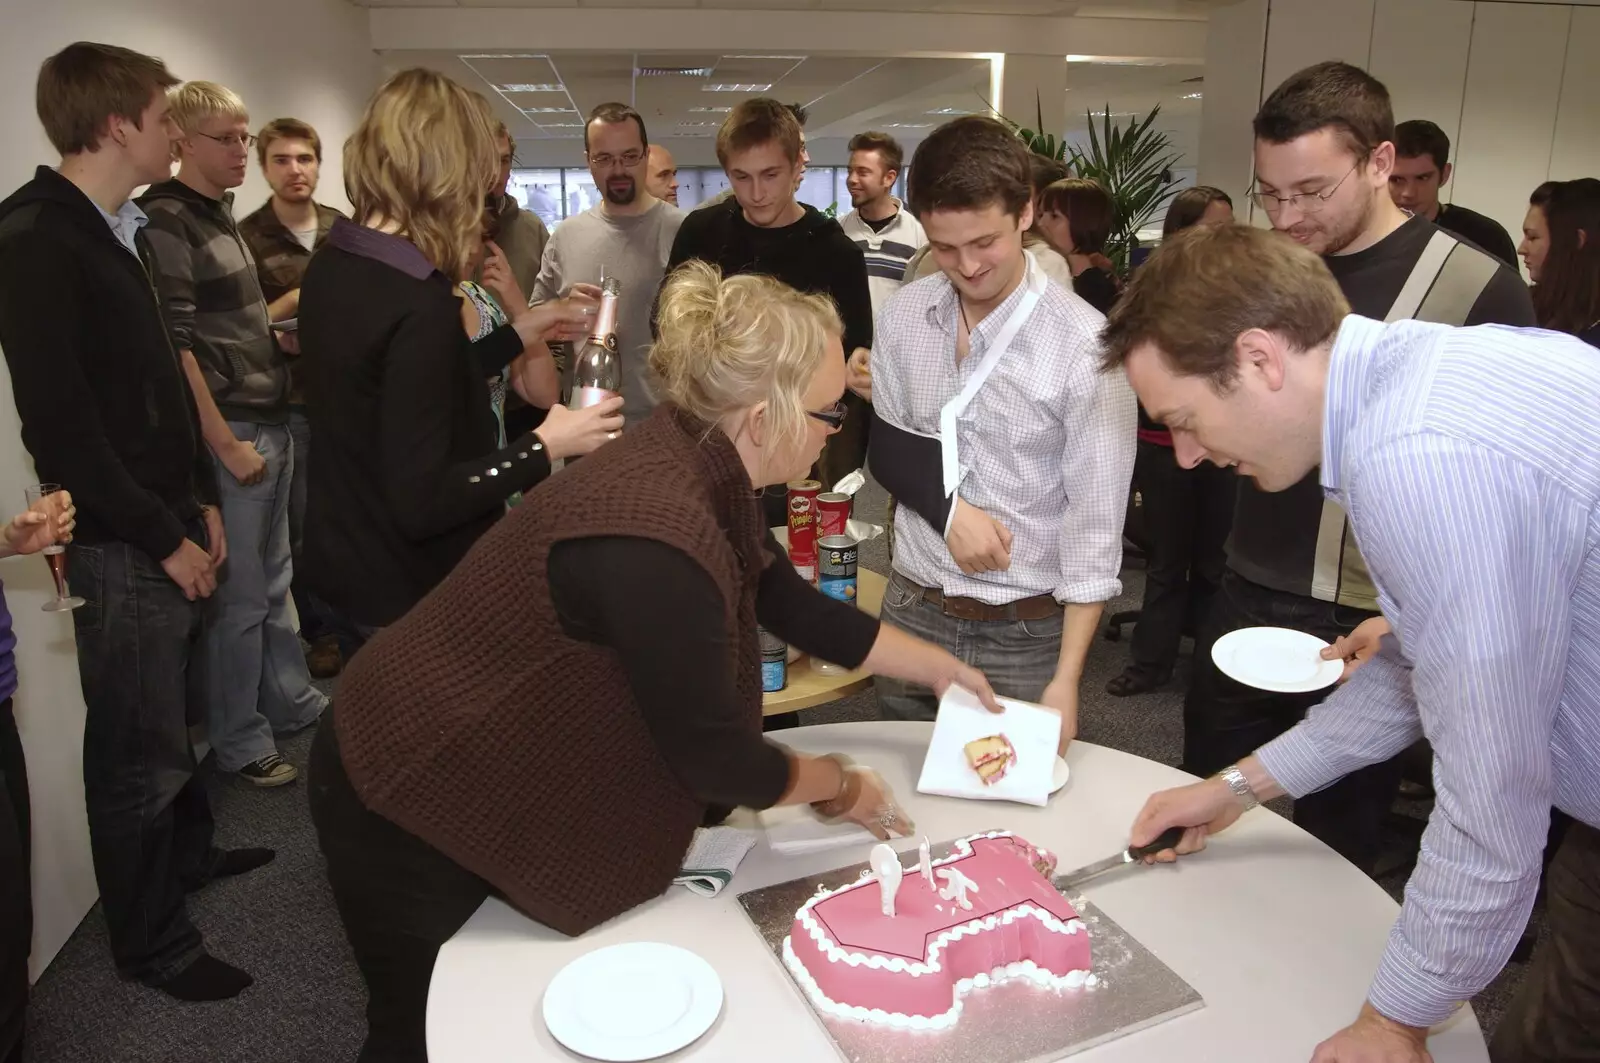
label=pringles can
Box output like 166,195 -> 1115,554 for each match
817,535 -> 859,606
816,491 -> 852,540
786,479 -> 821,582
759,625 -> 787,692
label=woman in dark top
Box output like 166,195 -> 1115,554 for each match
309,261 -> 1003,1063
1035,178 -> 1119,314
1521,178 -> 1600,348
298,69 -> 623,634
1106,187 -> 1237,697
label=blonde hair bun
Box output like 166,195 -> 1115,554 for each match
650,261 -> 842,446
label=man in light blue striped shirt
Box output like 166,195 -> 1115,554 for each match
1105,222 -> 1600,1063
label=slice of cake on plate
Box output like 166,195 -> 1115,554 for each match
963,734 -> 1017,785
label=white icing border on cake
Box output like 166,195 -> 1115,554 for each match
783,830 -> 1099,1029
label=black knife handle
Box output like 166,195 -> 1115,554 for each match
1126,826 -> 1186,861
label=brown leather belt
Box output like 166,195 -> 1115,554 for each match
901,576 -> 1060,622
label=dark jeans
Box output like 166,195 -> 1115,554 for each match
1183,568 -> 1404,875
309,717 -> 489,1063
1490,819 -> 1600,1062
0,699 -> 30,1063
69,536 -> 213,982
1129,442 -> 1235,674
874,570 -> 1063,722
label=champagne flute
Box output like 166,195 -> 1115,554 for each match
24,483 -> 84,612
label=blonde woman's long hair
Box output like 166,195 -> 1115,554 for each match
651,261 -> 841,450
344,68 -> 499,282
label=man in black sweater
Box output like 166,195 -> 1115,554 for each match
1184,61 -> 1534,880
666,97 -> 873,499
1390,118 -> 1520,268
0,42 -> 272,1003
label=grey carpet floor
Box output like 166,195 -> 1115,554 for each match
23,477 -> 1533,1061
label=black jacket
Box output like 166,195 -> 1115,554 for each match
664,200 -> 874,356
0,167 -> 217,563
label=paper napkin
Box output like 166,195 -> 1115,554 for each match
916,685 -> 1062,807
674,826 -> 759,897
757,803 -> 876,856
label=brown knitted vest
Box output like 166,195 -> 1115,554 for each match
333,405 -> 768,936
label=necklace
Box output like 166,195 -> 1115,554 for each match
959,300 -> 971,335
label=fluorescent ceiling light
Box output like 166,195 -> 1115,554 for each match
1066,54 -> 1176,66
690,106 -> 732,113
702,83 -> 772,92
926,107 -> 976,115
463,53 -> 543,59
501,83 -> 563,93
883,122 -> 932,129
522,106 -> 577,114
638,66 -> 715,77
725,55 -> 805,60
1180,92 -> 1204,100
675,121 -> 718,127
541,122 -> 584,128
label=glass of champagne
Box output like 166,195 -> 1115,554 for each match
24,483 -> 84,612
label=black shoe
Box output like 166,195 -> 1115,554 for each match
185,847 -> 276,892
1106,664 -> 1172,697
152,953 -> 254,1001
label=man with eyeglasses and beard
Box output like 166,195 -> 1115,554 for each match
530,103 -> 683,426
1179,61 -> 1534,879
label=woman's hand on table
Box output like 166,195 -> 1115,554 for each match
841,769 -> 915,842
1310,1003 -> 1432,1063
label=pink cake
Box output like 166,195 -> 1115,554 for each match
782,831 -> 1096,1029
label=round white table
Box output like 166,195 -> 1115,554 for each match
426,722 -> 1489,1062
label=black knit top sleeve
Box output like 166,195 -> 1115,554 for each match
547,533 -> 879,810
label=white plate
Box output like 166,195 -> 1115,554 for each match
1050,755 -> 1071,795
542,942 -> 722,1061
1211,626 -> 1344,693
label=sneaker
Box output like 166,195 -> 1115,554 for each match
237,752 -> 298,788
305,634 -> 343,679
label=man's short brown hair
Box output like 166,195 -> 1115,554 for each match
585,102 -> 648,154
1101,224 -> 1349,390
717,97 -> 802,167
847,131 -> 904,175
1253,60 -> 1394,159
256,118 -> 322,168
906,116 -> 1032,220
36,41 -> 178,157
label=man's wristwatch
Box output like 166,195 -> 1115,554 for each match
1217,764 -> 1260,812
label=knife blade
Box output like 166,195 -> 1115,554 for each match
1051,827 -> 1186,891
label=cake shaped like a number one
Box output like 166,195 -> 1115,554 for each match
782,831 -> 1096,1029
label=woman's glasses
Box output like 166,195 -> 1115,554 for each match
807,400 -> 849,429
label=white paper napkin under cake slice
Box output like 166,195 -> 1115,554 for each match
916,685 -> 1062,807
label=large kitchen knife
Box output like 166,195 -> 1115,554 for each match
1052,827 -> 1187,891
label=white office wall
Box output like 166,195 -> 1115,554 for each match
0,0 -> 378,977
1203,0 -> 1600,262
1450,3 -> 1570,253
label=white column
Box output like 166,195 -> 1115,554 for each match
996,54 -> 1068,144
1197,0 -> 1267,208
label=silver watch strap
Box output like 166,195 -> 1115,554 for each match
1219,764 -> 1259,811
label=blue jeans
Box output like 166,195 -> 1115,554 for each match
68,534 -> 212,982
287,406 -> 332,643
873,569 -> 1063,721
205,421 -> 325,771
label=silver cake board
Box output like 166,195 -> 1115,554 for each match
737,834 -> 1204,1063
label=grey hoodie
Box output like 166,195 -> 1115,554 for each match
139,178 -> 289,423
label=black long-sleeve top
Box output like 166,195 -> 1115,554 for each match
298,219 -> 550,627
0,167 -> 217,564
548,529 -> 880,809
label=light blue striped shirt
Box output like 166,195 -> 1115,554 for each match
1256,313 -> 1600,1028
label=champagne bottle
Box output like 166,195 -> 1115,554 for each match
569,276 -> 622,409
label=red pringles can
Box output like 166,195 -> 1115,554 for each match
816,491 -> 852,540
786,479 -> 821,582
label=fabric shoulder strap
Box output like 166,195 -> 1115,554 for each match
1385,228 -> 1499,326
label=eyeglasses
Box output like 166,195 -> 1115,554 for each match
807,400 -> 849,430
194,131 -> 257,150
1249,159 -> 1363,215
588,150 -> 644,170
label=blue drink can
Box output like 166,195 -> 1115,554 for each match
759,625 -> 787,692
818,535 -> 859,607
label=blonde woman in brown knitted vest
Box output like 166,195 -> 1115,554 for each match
308,258 -> 1004,1063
